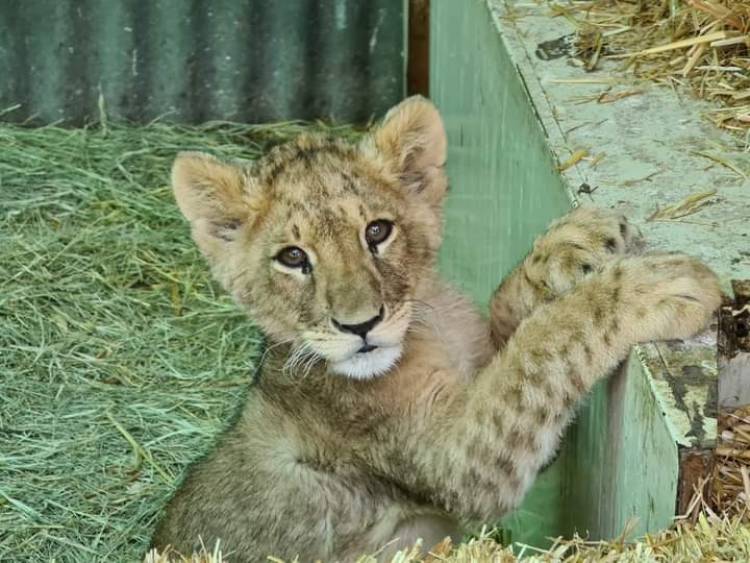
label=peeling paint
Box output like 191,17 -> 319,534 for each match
641,330 -> 718,448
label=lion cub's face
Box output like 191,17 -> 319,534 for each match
172,97 -> 447,379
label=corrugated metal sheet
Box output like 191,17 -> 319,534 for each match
0,0 -> 405,125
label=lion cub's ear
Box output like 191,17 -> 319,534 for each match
371,95 -> 447,204
171,152 -> 260,261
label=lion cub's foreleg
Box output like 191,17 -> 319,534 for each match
489,207 -> 643,349
372,253 -> 720,523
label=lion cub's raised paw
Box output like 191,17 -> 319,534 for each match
600,253 -> 722,343
524,206 -> 644,297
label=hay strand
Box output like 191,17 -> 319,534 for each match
647,189 -> 717,220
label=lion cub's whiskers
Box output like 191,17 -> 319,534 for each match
284,340 -> 317,374
257,336 -> 296,369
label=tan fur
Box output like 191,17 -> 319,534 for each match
150,96 -> 722,562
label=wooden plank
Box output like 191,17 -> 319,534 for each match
481,0 -> 748,542
563,355 -> 679,539
431,0 -> 571,305
432,0 -> 750,547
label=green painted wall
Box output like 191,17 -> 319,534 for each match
430,0 -> 681,549
430,2 -> 570,305
430,0 -> 572,548
563,356 -> 678,540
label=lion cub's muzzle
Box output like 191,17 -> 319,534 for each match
332,305 -> 385,353
314,304 -> 410,380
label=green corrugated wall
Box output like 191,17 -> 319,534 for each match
0,0 -> 405,125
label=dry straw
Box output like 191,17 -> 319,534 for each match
714,406 -> 750,516
556,0 -> 750,132
146,514 -> 750,562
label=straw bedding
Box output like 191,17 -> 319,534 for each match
559,0 -> 750,133
714,406 -> 750,517
146,515 -> 750,562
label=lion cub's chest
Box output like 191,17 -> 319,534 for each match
369,303 -> 491,411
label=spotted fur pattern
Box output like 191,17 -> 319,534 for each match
150,96 -> 722,562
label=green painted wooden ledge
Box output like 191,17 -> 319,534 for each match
430,0 -> 750,550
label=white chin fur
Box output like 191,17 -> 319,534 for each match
330,345 -> 403,380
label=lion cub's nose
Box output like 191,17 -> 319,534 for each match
332,306 -> 385,338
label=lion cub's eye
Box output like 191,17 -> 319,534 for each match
365,219 -> 394,249
275,246 -> 311,272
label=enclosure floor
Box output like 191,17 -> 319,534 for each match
0,120 -> 357,561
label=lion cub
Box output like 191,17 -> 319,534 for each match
150,96 -> 721,561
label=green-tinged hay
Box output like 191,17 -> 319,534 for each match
0,119 -> 358,562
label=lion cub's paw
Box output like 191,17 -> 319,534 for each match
604,253 -> 722,343
525,206 -> 644,296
